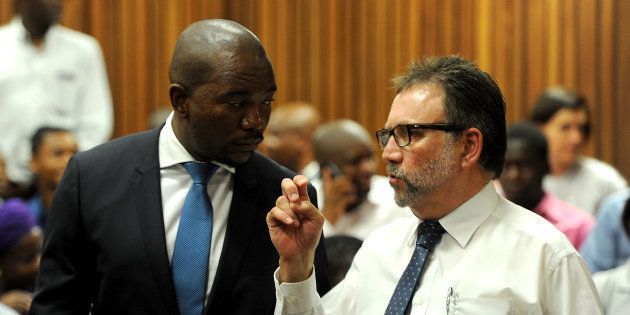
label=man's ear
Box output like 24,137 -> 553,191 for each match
169,84 -> 188,118
460,127 -> 483,170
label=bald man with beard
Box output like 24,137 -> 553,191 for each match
31,20 -> 330,315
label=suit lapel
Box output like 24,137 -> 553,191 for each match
205,160 -> 261,311
130,128 -> 180,314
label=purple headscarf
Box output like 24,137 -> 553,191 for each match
0,198 -> 36,255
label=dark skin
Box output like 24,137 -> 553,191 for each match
499,139 -> 547,210
168,20 -> 277,166
16,0 -> 62,47
0,229 -> 43,314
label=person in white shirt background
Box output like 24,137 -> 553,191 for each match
310,119 -> 413,240
267,55 -> 602,314
0,0 -> 113,189
530,87 -> 627,215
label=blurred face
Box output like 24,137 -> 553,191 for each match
499,139 -> 546,209
541,108 -> 588,171
18,0 -> 63,36
0,228 -> 42,291
178,51 -> 277,166
331,141 -> 376,207
30,131 -> 78,188
263,125 -> 304,172
382,83 -> 460,209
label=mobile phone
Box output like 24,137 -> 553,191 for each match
322,161 -> 343,178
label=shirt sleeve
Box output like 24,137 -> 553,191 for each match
274,267 -> 325,315
542,253 -> 604,314
580,200 -> 622,273
75,37 -> 113,150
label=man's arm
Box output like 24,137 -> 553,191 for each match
30,156 -> 93,314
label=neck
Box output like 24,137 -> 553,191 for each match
550,160 -> 573,176
410,170 -> 490,220
521,189 -> 546,211
37,180 -> 57,211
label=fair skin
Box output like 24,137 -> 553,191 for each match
540,108 -> 588,175
267,82 -> 490,283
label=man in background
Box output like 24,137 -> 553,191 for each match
311,119 -> 412,240
262,102 -> 320,180
27,127 -> 78,228
0,0 -> 112,188
499,122 -> 594,249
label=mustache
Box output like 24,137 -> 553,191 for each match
234,133 -> 264,145
386,164 -> 405,179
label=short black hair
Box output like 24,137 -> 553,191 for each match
623,198 -> 630,238
324,235 -> 363,287
31,126 -> 70,155
393,55 -> 507,178
506,122 -> 550,174
530,87 -> 591,139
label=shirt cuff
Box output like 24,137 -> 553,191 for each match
274,266 -> 320,313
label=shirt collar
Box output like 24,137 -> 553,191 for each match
158,112 -> 235,173
436,182 -> 498,248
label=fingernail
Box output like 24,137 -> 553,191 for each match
291,193 -> 299,200
285,217 -> 294,224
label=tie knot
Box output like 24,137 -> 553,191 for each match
182,162 -> 218,185
416,220 -> 446,250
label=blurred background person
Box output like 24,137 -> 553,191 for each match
311,119 -> 413,240
0,0 -> 113,190
0,155 -> 10,205
0,199 -> 42,315
324,235 -> 363,288
27,127 -> 78,228
592,197 -> 630,314
580,189 -> 630,274
499,122 -> 594,249
147,106 -> 172,130
531,87 -> 626,215
262,101 -> 321,179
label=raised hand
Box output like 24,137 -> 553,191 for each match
267,175 -> 324,283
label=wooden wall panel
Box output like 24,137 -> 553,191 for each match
1,0 -> 628,177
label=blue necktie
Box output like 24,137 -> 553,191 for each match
385,220 -> 446,315
172,162 -> 218,315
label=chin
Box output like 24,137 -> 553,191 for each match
222,151 -> 255,166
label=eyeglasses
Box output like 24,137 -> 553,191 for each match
375,123 -> 464,149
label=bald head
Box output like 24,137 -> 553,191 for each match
313,120 -> 373,164
169,19 -> 267,92
268,102 -> 320,136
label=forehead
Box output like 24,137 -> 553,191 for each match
386,82 -> 446,127
548,108 -> 588,125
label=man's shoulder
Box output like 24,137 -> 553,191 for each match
577,157 -> 627,184
75,129 -> 158,163
50,24 -> 102,51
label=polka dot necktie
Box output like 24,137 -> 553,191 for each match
385,220 -> 446,315
172,162 -> 218,315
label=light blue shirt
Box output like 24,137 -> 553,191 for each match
580,189 -> 630,273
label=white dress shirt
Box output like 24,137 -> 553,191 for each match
313,175 -> 415,240
0,17 -> 113,184
593,259 -> 630,315
159,112 -> 234,303
275,183 -> 603,314
544,156 -> 627,215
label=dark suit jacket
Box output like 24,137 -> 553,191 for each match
30,127 -> 330,315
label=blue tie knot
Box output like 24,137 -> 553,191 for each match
183,162 -> 218,185
416,220 -> 446,250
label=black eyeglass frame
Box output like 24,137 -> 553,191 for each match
375,123 -> 464,149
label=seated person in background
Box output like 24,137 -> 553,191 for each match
324,235 -> 362,288
592,198 -> 630,314
499,122 -> 594,249
580,189 -> 630,273
0,199 -> 43,315
27,127 -> 78,228
311,119 -> 413,240
262,102 -> 321,180
0,155 -> 10,205
531,87 -> 626,215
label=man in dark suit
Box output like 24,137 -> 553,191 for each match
30,19 -> 330,315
